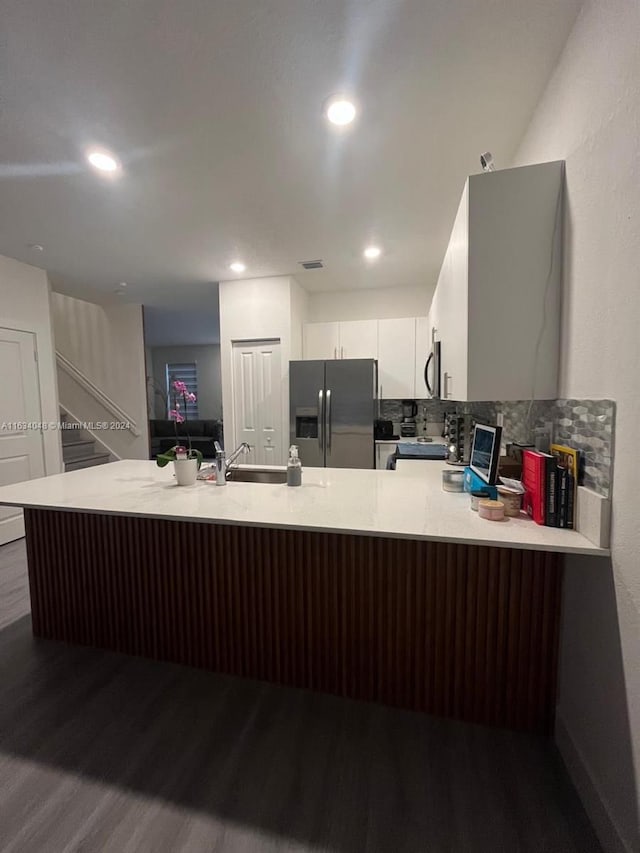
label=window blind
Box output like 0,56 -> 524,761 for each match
166,362 -> 199,419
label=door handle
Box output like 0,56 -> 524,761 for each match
326,389 -> 332,451
318,389 -> 324,450
424,352 -> 433,396
443,372 -> 451,398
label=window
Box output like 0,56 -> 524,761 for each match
166,362 -> 199,419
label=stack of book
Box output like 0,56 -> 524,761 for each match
521,444 -> 581,528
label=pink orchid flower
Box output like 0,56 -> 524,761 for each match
169,409 -> 185,424
186,392 -> 197,403
173,380 -> 188,393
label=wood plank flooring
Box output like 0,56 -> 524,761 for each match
0,538 -> 602,852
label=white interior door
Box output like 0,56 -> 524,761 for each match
232,339 -> 282,465
0,328 -> 46,544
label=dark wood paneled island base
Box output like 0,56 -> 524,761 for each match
25,508 -> 562,733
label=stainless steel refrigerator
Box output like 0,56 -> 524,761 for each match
289,359 -> 377,469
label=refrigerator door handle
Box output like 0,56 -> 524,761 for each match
326,389 -> 332,451
318,389 -> 324,450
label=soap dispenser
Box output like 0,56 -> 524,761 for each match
287,445 -> 302,487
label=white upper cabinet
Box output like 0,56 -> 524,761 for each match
436,183 -> 469,401
302,317 -> 429,399
303,320 -> 377,360
338,320 -> 378,359
432,161 -> 563,401
303,321 -> 340,360
377,318 -> 416,399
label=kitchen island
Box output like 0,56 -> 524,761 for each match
0,461 -> 607,733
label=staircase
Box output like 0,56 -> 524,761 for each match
60,412 -> 112,472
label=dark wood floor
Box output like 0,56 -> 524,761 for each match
0,538 -> 601,853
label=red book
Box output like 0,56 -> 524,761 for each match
521,450 -> 546,525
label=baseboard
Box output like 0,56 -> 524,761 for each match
556,714 -> 633,853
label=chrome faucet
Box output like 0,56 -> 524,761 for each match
214,441 -> 251,474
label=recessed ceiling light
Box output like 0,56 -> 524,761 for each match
229,261 -> 246,273
118,281 -> 127,288
325,96 -> 357,126
28,243 -> 44,252
86,149 -> 120,174
363,245 -> 382,260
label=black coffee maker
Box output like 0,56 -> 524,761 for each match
400,400 -> 418,437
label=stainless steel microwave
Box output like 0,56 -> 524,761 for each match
423,338 -> 441,399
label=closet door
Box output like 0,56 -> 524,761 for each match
232,339 -> 283,464
0,327 -> 45,544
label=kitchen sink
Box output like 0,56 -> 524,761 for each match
226,469 -> 287,484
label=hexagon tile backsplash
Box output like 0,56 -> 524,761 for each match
549,399 -> 615,498
380,397 -> 615,497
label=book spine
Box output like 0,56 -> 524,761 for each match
545,460 -> 558,527
558,467 -> 568,528
522,450 -> 546,525
566,471 -> 575,530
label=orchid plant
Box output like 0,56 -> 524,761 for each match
155,379 -> 203,469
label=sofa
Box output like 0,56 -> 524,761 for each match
149,419 -> 223,459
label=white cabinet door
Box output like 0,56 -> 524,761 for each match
377,318 -> 416,399
436,183 -> 469,401
338,320 -> 378,359
303,322 -> 340,360
414,317 -> 429,399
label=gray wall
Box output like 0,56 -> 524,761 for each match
150,345 -> 222,421
513,1 -> 640,850
144,293 -> 220,346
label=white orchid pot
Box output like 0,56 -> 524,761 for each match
173,458 -> 198,486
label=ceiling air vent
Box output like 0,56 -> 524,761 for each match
299,259 -> 324,270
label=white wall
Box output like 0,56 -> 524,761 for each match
144,297 -> 220,346
0,254 -> 63,476
513,2 -> 640,849
307,284 -> 431,323
52,293 -> 149,459
290,277 -> 309,358
150,345 -> 222,420
219,276 -> 300,460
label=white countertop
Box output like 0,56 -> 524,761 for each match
0,460 -> 608,556
375,437 -> 448,445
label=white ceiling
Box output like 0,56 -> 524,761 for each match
0,0 -> 581,305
